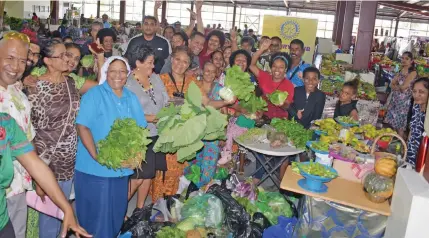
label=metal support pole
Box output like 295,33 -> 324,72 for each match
394,17 -> 399,37
232,4 -> 237,28
335,1 -> 346,46
341,1 -> 357,51
161,1 -> 167,24
96,1 -> 100,19
142,0 -> 146,22
119,0 -> 125,24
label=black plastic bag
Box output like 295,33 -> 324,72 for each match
120,204 -> 174,238
253,212 -> 271,230
207,184 -> 253,238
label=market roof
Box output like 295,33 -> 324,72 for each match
203,0 -> 429,22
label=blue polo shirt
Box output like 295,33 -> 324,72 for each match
286,60 -> 311,87
75,82 -> 147,177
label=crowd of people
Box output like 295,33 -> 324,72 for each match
1,1 -> 429,238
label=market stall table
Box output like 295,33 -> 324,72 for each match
235,139 -> 304,188
280,166 -> 391,216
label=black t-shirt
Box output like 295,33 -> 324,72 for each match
126,35 -> 170,74
334,100 -> 358,118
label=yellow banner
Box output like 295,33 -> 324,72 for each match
262,15 -> 318,64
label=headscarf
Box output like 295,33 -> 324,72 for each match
98,56 -> 131,85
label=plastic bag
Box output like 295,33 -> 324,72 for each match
180,193 -> 225,228
263,216 -> 297,238
206,184 -> 252,238
257,192 -> 293,225
120,205 -> 175,238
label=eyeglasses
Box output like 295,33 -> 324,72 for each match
1,31 -> 30,45
49,52 -> 73,61
28,50 -> 41,59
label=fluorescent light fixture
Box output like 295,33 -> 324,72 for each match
422,10 -> 428,13
379,4 -> 384,9
306,0 -> 311,2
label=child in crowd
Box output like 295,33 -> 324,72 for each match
334,79 -> 359,121
289,67 -> 326,129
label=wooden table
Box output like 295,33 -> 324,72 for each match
281,167 -> 391,216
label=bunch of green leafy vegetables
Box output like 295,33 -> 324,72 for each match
239,93 -> 268,116
154,82 -> 228,162
270,118 -> 313,149
30,66 -> 47,77
219,65 -> 255,101
97,118 -> 152,170
156,226 -> 186,238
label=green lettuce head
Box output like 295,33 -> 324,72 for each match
267,90 -> 288,106
80,55 -> 95,68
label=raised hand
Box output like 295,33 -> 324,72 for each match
260,38 -> 271,51
230,28 -> 237,41
187,8 -> 197,21
155,0 -> 162,10
195,0 -> 203,10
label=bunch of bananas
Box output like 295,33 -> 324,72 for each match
315,118 -> 342,136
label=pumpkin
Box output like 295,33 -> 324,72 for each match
363,172 -> 394,203
375,157 -> 397,177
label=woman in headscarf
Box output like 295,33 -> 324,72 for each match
75,57 -> 147,237
124,45 -> 169,209
26,40 -> 81,238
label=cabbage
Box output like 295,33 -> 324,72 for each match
176,217 -> 198,232
30,66 -> 47,77
267,90 -> 288,106
219,87 -> 235,102
80,55 -> 95,68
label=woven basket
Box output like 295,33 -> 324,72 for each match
370,133 -> 407,167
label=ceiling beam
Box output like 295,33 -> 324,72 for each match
380,2 -> 429,17
380,1 -> 429,12
399,11 -> 408,17
283,0 -> 288,8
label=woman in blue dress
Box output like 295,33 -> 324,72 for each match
407,77 -> 429,167
75,56 -> 147,237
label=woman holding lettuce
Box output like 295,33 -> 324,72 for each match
248,38 -> 295,185
75,57 -> 147,237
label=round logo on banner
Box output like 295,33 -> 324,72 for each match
280,20 -> 300,40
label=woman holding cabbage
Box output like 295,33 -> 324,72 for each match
75,57 -> 147,237
248,38 -> 295,185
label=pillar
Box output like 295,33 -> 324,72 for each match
119,0 -> 125,24
50,0 -> 59,24
191,2 -> 194,11
96,1 -> 100,18
353,1 -> 378,70
332,2 -> 340,41
334,1 -> 346,45
161,1 -> 167,23
232,4 -> 237,28
341,1 -> 356,51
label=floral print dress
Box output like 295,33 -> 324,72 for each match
385,72 -> 416,130
406,104 -> 426,166
184,82 -> 223,188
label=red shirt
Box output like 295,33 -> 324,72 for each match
199,46 -> 212,69
257,70 -> 294,119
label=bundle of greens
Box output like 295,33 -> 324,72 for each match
30,66 -> 47,77
267,90 -> 288,106
97,118 -> 152,170
156,226 -> 186,238
154,82 -> 228,162
270,118 -> 313,149
80,55 -> 95,68
239,93 -> 268,118
219,65 -> 255,102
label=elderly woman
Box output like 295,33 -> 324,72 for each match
75,57 -> 147,237
26,40 -> 82,238
96,28 -> 121,58
124,45 -> 169,209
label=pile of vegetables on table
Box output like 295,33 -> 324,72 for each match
270,118 -> 314,149
97,118 -> 152,170
320,77 -> 377,100
154,82 -> 228,162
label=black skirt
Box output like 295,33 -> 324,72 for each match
131,136 -> 167,179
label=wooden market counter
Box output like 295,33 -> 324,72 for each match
281,167 -> 391,216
